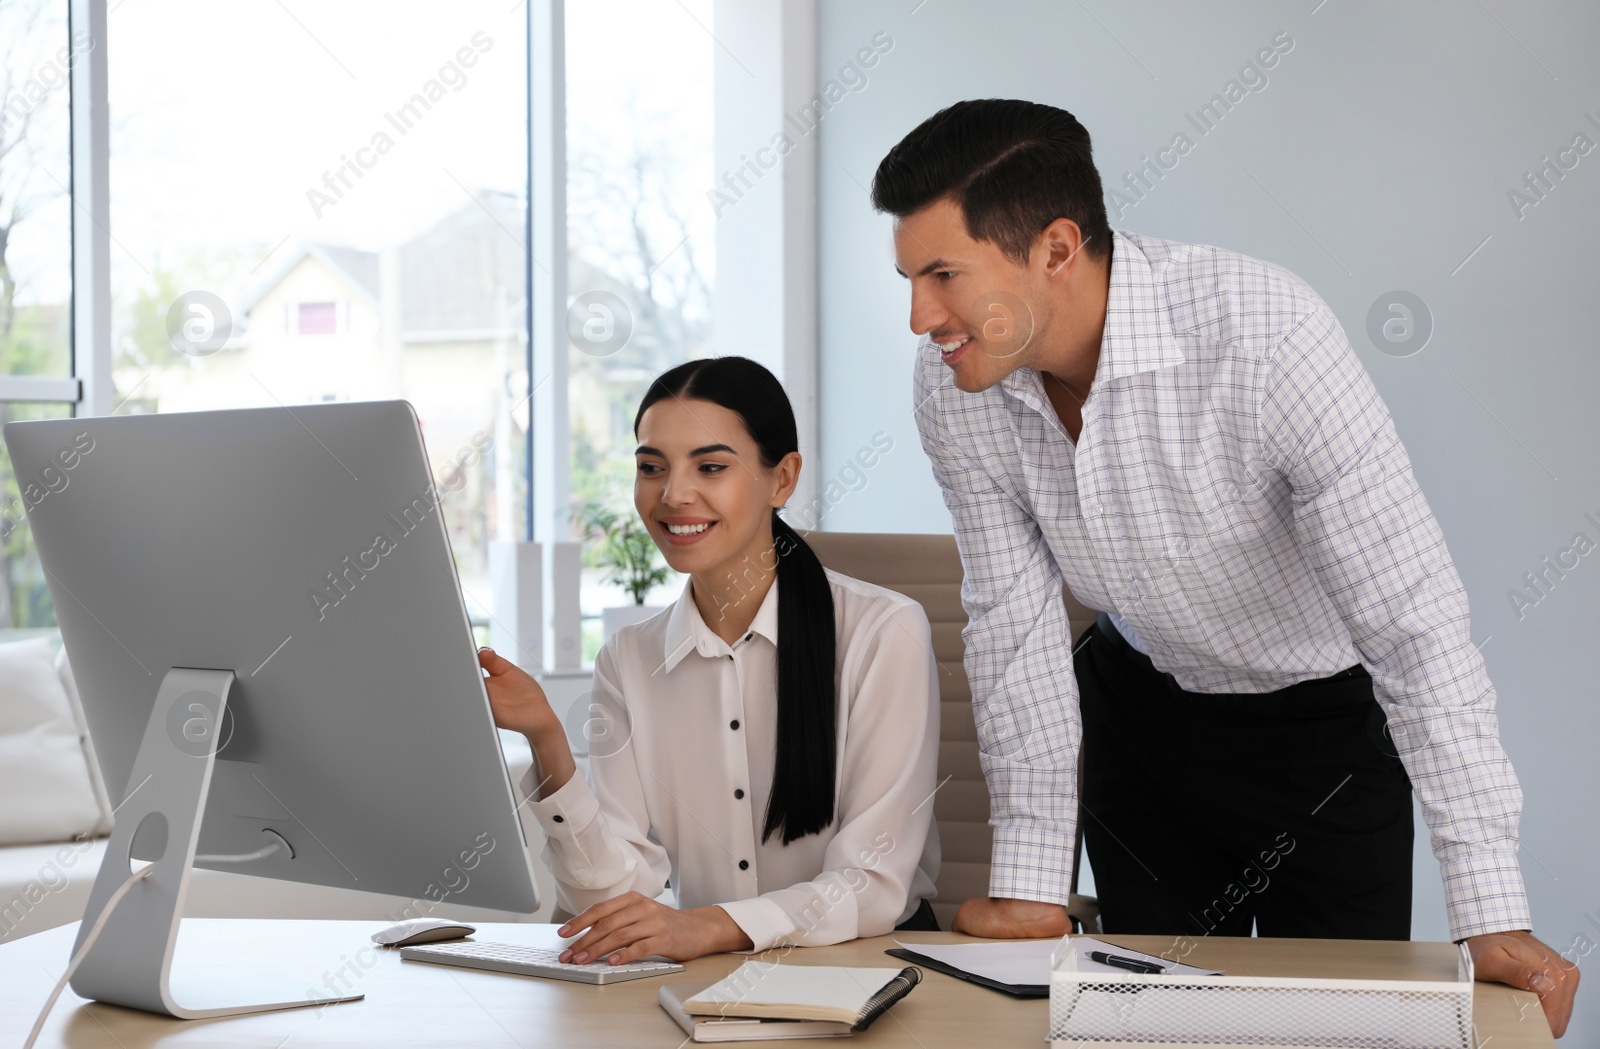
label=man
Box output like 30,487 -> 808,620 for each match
872,99 -> 1577,1036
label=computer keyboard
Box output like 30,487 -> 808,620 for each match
399,940 -> 686,985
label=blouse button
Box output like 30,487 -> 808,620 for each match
730,719 -> 740,730
738,860 -> 749,871
734,789 -> 745,800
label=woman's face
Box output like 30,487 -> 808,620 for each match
633,397 -> 799,580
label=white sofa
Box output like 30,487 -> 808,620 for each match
0,639 -> 566,945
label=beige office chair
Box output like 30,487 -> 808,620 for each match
805,531 -> 1101,934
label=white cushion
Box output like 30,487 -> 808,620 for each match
54,648 -> 115,835
0,638 -> 104,845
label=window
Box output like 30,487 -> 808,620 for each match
10,1 -> 723,661
105,0 -> 529,630
0,0 -> 76,634
297,302 -> 338,336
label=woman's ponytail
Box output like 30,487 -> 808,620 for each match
763,512 -> 837,844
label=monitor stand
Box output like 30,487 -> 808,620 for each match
68,668 -> 363,1019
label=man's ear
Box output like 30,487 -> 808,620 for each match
771,451 -> 802,508
1038,218 -> 1090,283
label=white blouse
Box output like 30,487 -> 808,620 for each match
520,569 -> 941,952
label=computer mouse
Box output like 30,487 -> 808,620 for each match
371,918 -> 477,947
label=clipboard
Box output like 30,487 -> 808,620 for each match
883,947 -> 1049,999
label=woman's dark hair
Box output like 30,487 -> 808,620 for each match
870,98 -> 1111,263
633,356 -> 837,846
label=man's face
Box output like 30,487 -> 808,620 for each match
893,197 -> 1045,393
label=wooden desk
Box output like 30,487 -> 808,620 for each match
0,921 -> 1556,1047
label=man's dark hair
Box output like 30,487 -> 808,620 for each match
871,98 -> 1111,263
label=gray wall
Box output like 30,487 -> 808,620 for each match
815,0 -> 1599,1037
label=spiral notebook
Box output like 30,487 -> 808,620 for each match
662,963 -> 921,1040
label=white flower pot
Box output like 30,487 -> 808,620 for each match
602,604 -> 665,641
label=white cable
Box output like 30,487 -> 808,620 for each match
24,864 -> 153,1049
193,842 -> 279,863
195,829 -> 290,865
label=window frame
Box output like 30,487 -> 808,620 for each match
0,1 -> 85,632
0,0 -> 86,419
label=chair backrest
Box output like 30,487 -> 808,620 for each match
804,531 -> 1098,931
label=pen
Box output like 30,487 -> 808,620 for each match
1089,951 -> 1165,974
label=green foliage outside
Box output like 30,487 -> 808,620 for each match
576,498 -> 670,606
0,306 -> 71,629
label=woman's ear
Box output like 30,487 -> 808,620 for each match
770,451 -> 802,508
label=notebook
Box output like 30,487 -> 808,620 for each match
659,982 -> 853,1042
669,962 -> 921,1035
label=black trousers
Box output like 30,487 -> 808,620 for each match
1078,615 -> 1414,940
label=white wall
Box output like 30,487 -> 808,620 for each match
814,1 -> 1600,1039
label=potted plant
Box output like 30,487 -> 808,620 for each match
577,500 -> 672,639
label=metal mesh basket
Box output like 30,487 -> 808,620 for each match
1049,942 -> 1474,1049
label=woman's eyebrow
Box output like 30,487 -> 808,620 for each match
633,443 -> 738,457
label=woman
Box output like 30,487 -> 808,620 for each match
478,356 -> 940,966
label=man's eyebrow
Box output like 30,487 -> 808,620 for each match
895,258 -> 958,279
634,443 -> 738,457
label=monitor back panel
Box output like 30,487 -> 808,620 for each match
4,402 -> 537,913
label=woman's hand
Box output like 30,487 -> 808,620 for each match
478,647 -> 576,797
557,892 -> 753,964
478,647 -> 559,738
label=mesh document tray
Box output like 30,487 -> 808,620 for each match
1049,938 -> 1474,1049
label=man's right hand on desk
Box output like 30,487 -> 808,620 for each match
1466,929 -> 1579,1039
952,897 -> 1071,938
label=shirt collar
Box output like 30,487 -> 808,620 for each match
1096,228 -> 1186,380
999,227 -> 1184,407
659,575 -> 782,674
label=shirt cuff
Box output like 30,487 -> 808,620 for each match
987,822 -> 1077,906
1441,852 -> 1533,942
716,896 -> 797,954
521,767 -> 600,842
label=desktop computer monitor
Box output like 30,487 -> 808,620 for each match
3,401 -> 538,1018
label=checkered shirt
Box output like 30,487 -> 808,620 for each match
913,228 -> 1529,941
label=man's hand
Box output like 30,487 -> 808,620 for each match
1466,929 -> 1579,1038
952,897 -> 1071,938
557,892 -> 753,964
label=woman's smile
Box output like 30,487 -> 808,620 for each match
659,517 -> 719,545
